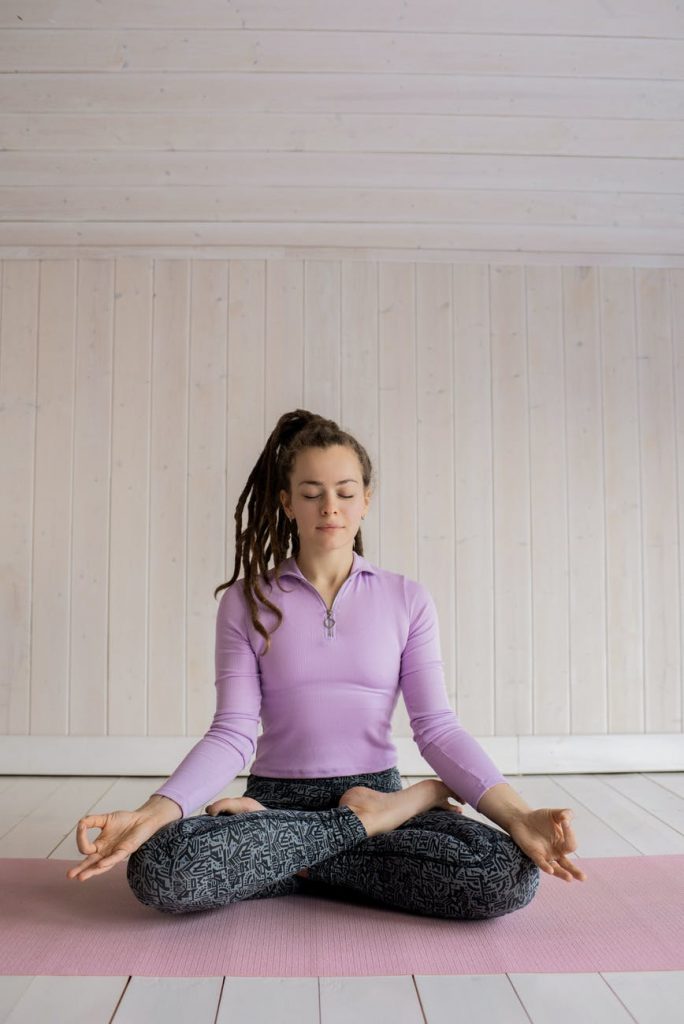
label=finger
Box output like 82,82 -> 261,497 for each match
544,856 -> 586,883
557,855 -> 587,882
543,859 -> 573,882
551,812 -> 579,856
76,817 -> 106,854
75,850 -> 126,882
66,854 -> 101,879
76,824 -> 97,855
559,815 -> 577,843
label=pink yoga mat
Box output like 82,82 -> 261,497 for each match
1,855 -> 682,977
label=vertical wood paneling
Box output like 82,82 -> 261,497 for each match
305,261 -> 341,415
378,263 -> 416,576
340,260 -> 378,553
416,264 -> 455,697
265,260 -> 304,442
563,266 -> 606,733
526,266 -> 569,734
225,260 -> 266,581
187,261 -> 228,734
673,269 -> 684,727
379,262 -> 416,740
600,267 -> 643,733
636,269 -> 681,731
452,265 -> 494,735
31,261 -> 76,734
109,258 -> 153,740
2,257 -> 683,766
490,266 -> 531,735
70,260 -> 114,736
0,261 -> 38,734
147,260 -> 190,736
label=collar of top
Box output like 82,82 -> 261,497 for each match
277,549 -> 377,580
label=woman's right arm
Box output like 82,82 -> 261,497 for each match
68,586 -> 260,883
146,583 -> 262,819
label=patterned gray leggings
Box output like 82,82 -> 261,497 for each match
126,767 -> 540,920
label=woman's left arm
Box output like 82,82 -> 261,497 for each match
476,783 -> 588,883
476,782 -> 532,827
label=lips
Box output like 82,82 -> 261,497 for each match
318,526 -> 341,530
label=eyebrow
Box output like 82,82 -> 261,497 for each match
298,479 -> 358,486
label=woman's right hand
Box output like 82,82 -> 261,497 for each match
65,808 -> 172,883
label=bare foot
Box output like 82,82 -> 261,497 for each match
205,796 -> 267,815
338,779 -> 461,837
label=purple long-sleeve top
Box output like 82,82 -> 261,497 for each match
152,551 -> 507,818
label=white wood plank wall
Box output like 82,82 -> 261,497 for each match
0,3 -> 683,778
0,1 -> 681,260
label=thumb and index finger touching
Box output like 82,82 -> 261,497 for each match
67,813 -> 137,881
76,814 -> 109,854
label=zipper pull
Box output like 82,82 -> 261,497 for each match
324,609 -> 335,637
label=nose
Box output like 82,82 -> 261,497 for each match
321,498 -> 340,517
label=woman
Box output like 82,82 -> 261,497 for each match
67,409 -> 585,918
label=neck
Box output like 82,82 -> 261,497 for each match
294,547 -> 355,587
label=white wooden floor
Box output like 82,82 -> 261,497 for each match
1,771 -> 684,1023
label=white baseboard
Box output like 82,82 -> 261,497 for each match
1,733 -> 682,776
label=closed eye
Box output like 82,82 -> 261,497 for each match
304,495 -> 354,500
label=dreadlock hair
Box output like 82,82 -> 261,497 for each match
213,408 -> 375,656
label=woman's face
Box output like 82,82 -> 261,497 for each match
280,445 -> 371,549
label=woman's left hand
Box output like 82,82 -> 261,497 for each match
506,808 -> 588,883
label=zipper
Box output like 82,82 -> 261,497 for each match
297,575 -> 354,638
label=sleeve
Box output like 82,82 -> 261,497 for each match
399,580 -> 507,811
151,582 -> 262,819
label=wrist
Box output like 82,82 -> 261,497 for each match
476,783 -> 532,830
138,794 -> 183,822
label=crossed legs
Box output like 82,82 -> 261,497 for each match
126,778 -> 539,920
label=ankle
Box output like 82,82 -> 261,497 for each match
341,803 -> 376,836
